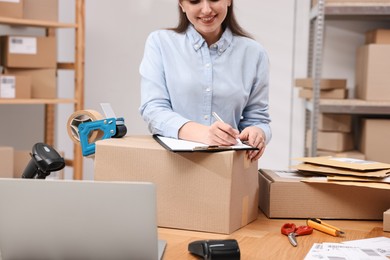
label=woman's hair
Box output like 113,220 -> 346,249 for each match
170,0 -> 252,39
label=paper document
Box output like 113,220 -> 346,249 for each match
153,135 -> 257,152
305,237 -> 390,260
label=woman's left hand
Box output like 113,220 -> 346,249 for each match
238,126 -> 266,162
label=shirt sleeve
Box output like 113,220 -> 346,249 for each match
139,31 -> 190,138
239,47 -> 272,144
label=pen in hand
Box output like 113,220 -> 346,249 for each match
212,112 -> 242,145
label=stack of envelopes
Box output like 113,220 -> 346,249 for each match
292,156 -> 390,190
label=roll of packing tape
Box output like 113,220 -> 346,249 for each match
67,110 -> 105,144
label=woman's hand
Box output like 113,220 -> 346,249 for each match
178,121 -> 240,146
239,126 -> 266,162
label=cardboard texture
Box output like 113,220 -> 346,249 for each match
295,78 -> 347,90
356,44 -> 390,101
366,29 -> 390,44
0,147 -> 13,178
23,0 -> 58,21
318,113 -> 352,133
384,209 -> 390,232
94,136 -> 259,234
4,68 -> 56,98
307,130 -> 354,152
317,150 -> 365,160
361,119 -> 390,164
0,36 -> 57,69
299,88 -> 347,100
258,169 -> 390,219
0,74 -> 31,98
13,150 -> 64,179
0,0 -> 23,19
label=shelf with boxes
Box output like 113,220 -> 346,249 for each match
0,0 -> 85,179
300,0 -> 390,162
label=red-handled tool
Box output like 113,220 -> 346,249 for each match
281,223 -> 313,247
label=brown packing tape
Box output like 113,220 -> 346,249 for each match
67,110 -> 104,144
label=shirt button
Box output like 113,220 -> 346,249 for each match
219,49 -> 223,53
194,44 -> 199,49
205,87 -> 211,92
204,115 -> 209,120
205,63 -> 211,68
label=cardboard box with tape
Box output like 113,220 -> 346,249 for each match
259,169 -> 390,219
94,135 -> 259,234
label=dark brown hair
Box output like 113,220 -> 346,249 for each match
170,0 -> 252,39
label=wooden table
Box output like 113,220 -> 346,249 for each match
158,210 -> 389,259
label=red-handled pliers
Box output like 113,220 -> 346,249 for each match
281,223 -> 313,247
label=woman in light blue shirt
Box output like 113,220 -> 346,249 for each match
139,0 -> 271,161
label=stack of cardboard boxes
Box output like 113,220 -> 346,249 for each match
357,29 -> 390,164
294,78 -> 362,158
0,0 -> 58,99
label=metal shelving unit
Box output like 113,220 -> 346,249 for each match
0,0 -> 85,179
305,0 -> 390,156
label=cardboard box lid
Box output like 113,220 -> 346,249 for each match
294,156 -> 390,171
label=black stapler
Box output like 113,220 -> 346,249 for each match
188,239 -> 240,260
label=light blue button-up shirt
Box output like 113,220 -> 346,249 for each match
139,25 -> 272,143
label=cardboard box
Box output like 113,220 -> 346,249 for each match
295,78 -> 347,90
4,68 -> 56,98
23,0 -> 58,22
259,169 -> 390,219
14,150 -> 64,179
0,146 -> 13,178
356,44 -> 390,101
318,113 -> 352,133
366,29 -> 390,44
384,209 -> 390,232
361,119 -> 390,164
0,0 -> 23,19
299,88 -> 347,100
0,36 -> 57,69
307,130 -> 354,152
94,135 -> 259,234
0,74 -> 31,98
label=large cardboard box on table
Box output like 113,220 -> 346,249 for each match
361,119 -> 390,164
356,44 -> 390,101
0,0 -> 23,19
94,135 -> 259,234
0,147 -> 14,178
259,169 -> 390,219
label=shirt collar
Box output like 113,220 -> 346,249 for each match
186,25 -> 233,54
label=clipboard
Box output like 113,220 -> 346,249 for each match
153,135 -> 258,152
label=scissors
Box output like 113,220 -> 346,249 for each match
281,223 -> 313,247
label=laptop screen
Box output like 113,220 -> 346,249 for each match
0,179 -> 163,260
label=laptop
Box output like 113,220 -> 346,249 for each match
0,178 -> 166,260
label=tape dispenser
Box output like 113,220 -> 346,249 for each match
67,103 -> 127,156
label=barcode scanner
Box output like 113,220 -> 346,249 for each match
188,239 -> 240,260
22,143 -> 65,179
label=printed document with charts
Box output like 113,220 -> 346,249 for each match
154,135 -> 258,152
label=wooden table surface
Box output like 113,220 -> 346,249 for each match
158,210 -> 389,259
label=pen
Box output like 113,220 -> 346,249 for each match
307,218 -> 345,237
212,112 -> 242,145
